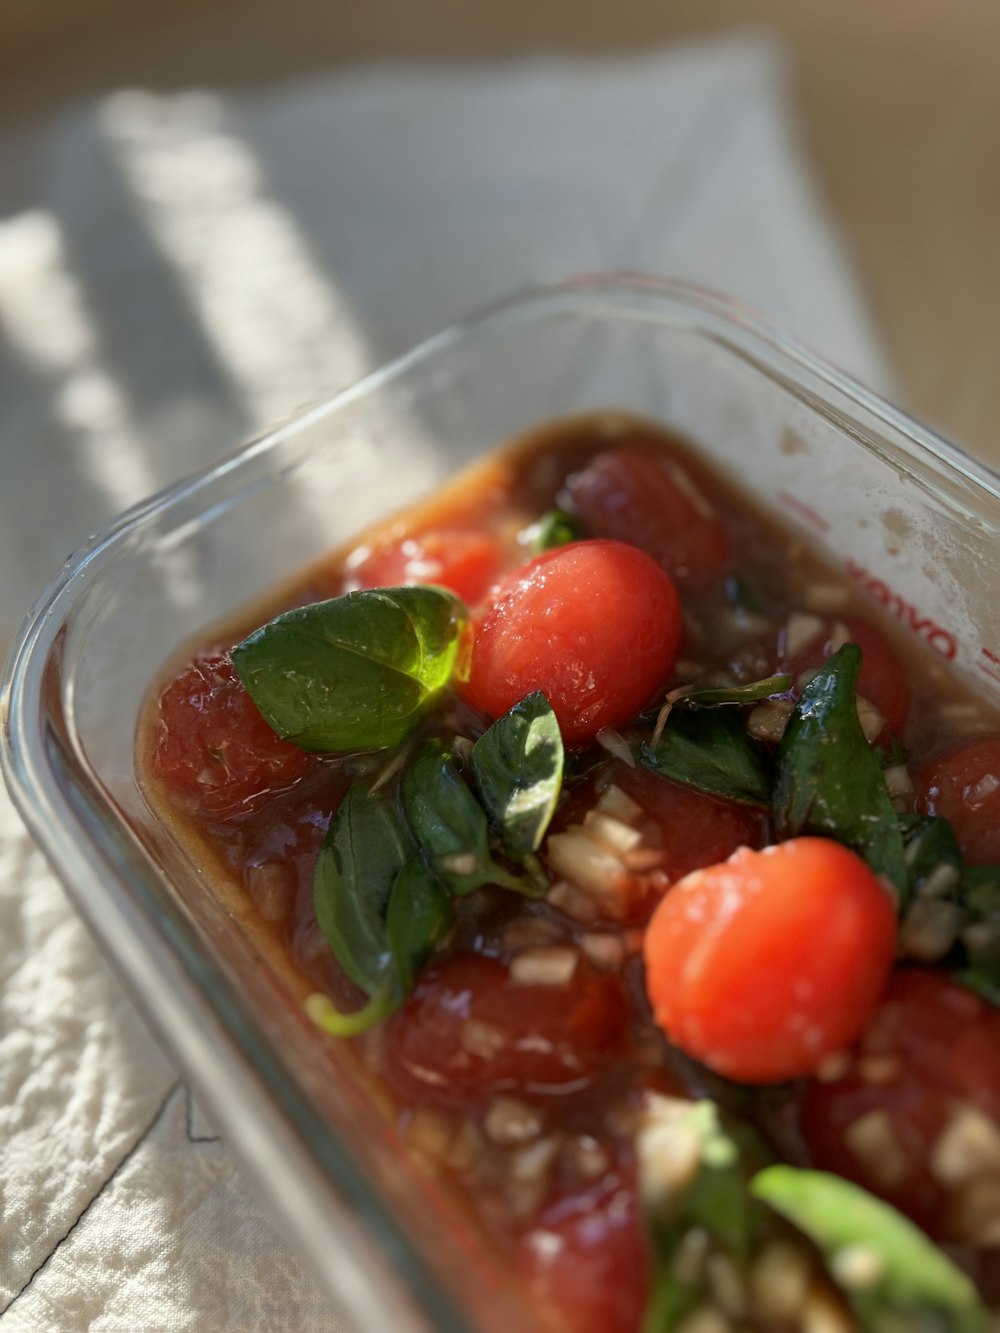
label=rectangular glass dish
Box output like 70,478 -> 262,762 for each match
5,276 -> 1000,1332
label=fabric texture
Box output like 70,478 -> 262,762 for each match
0,35 -> 891,1332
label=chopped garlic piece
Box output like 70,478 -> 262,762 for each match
546,827 -> 625,901
595,728 -> 635,766
674,1308 -> 732,1333
636,1095 -> 703,1206
830,1244 -> 884,1290
785,611 -> 825,659
594,783 -> 642,823
747,698 -> 794,743
844,1109 -> 912,1189
509,946 -> 578,987
484,1096 -> 543,1146
582,809 -> 643,854
855,695 -> 885,744
883,764 -> 915,802
828,620 -> 852,654
931,1104 -> 1000,1185
749,1240 -> 812,1321
899,899 -> 964,963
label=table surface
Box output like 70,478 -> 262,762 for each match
3,0 -> 1000,462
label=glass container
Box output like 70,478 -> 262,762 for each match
5,276 -> 1000,1331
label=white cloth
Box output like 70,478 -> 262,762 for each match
0,35 -> 891,1332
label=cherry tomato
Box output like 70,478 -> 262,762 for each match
781,614 -> 910,742
609,763 -> 766,884
550,761 -> 766,925
382,952 -> 631,1110
350,528 -> 505,606
150,650 -> 313,820
463,541 -> 682,747
516,1168 -> 649,1333
917,735 -> 1000,865
563,444 -> 730,583
800,969 -> 1000,1240
643,838 -> 897,1084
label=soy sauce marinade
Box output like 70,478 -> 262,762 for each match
139,414 -> 1000,1332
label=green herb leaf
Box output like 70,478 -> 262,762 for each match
641,1275 -> 699,1333
953,864 -> 1000,1000
898,814 -> 962,912
312,783 -> 414,1001
640,709 -> 773,806
667,1101 -> 760,1260
306,989 -> 398,1038
232,585 -> 467,752
310,784 -> 456,1036
532,508 -> 582,553
773,644 -> 907,888
403,740 -> 538,897
641,1098 -> 770,1330
471,692 -> 564,859
563,744 -> 612,784
751,1167 -> 989,1333
957,956 -> 1000,1005
901,814 -> 962,884
960,864 -> 1000,917
891,820 -> 1000,999
386,861 -> 453,993
675,673 -> 792,709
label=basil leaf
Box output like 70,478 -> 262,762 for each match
899,815 -> 962,912
960,864 -> 1000,917
386,861 -> 453,994
310,786 -> 455,1036
641,1278 -> 699,1333
640,710 -> 773,806
312,782 -> 413,999
957,956 -> 1000,1005
676,673 -> 792,709
891,824 -> 1000,999
751,1167 -> 989,1333
471,691 -> 564,858
641,1098 -> 770,1331
901,814 -> 962,882
773,644 -> 907,889
532,508 -> 582,553
953,865 -> 1000,1000
563,744 -> 612,784
403,740 -> 536,897
232,585 -> 466,752
667,1102 -> 761,1260
306,989 -> 397,1038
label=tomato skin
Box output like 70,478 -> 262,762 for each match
563,444 -> 730,583
382,953 -> 631,1110
917,735 -> 1000,865
609,763 -> 767,885
151,650 -> 313,820
643,839 -> 897,1084
516,1168 -> 649,1333
550,760 -> 766,925
782,614 -> 910,742
350,529 -> 504,606
800,969 -> 1000,1239
463,541 -> 682,747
